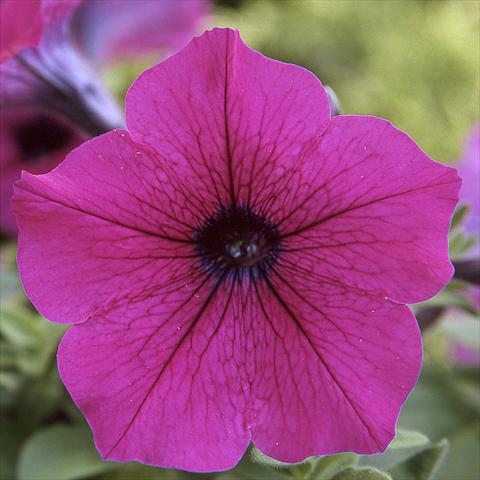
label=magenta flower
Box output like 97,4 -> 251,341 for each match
452,343 -> 480,366
0,18 -> 122,235
0,0 -> 208,235
0,0 -> 80,61
0,109 -> 85,235
74,0 -> 210,64
13,29 -> 460,472
450,125 -> 479,365
458,124 -> 480,252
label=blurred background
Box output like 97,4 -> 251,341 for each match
1,1 -> 479,479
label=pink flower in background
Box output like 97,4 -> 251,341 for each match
448,124 -> 479,313
449,124 -> 480,365
0,0 -> 80,62
0,0 -> 208,65
0,20 -> 122,235
0,109 -> 84,235
457,124 -> 480,253
13,28 -> 460,472
455,125 -> 479,294
0,0 -> 209,235
453,343 -> 480,367
73,0 -> 210,63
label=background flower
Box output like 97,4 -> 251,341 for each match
73,0 -> 209,63
0,0 -> 209,235
458,124 -> 480,252
0,108 -> 85,236
0,0 -> 80,62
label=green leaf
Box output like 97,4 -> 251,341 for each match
0,371 -> 22,391
389,430 -> 429,450
398,371 -> 474,441
94,463 -> 174,480
0,269 -> 22,303
248,449 -> 359,480
388,439 -> 449,480
250,447 -> 321,479
0,305 -> 41,349
437,312 -> 480,351
18,424 -> 114,480
0,416 -> 26,480
290,462 -> 318,480
450,204 -> 469,231
331,466 -> 392,480
435,424 -> 479,480
449,230 -> 479,259
250,446 -> 298,469
442,366 -> 480,416
0,303 -> 67,385
311,453 -> 359,480
417,286 -> 471,312
361,430 -> 430,475
222,448 -> 290,480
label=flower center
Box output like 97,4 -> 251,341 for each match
194,204 -> 282,279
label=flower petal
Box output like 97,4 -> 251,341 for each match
278,116 -> 460,304
248,269 -> 422,460
12,27 -> 455,471
1,109 -> 84,235
458,124 -> 480,239
0,23 -> 123,136
14,128 -> 255,470
13,130 -> 198,324
126,28 -> 331,211
58,277 -> 251,472
0,0 -> 42,62
41,0 -> 81,25
73,0 -> 209,63
0,0 -> 80,62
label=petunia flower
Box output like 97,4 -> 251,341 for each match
13,29 -> 460,472
457,124 -> 480,255
0,0 -> 208,235
449,124 -> 480,365
0,18 -> 122,236
0,0 -> 80,62
0,108 -> 85,235
73,0 -> 210,64
452,342 -> 480,367
415,125 -> 479,331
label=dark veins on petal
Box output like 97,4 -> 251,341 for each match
14,114 -> 74,162
194,203 -> 283,282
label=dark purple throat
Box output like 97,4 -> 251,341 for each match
194,204 -> 282,280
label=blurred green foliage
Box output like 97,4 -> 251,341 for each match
214,0 -> 480,164
1,1 -> 479,479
